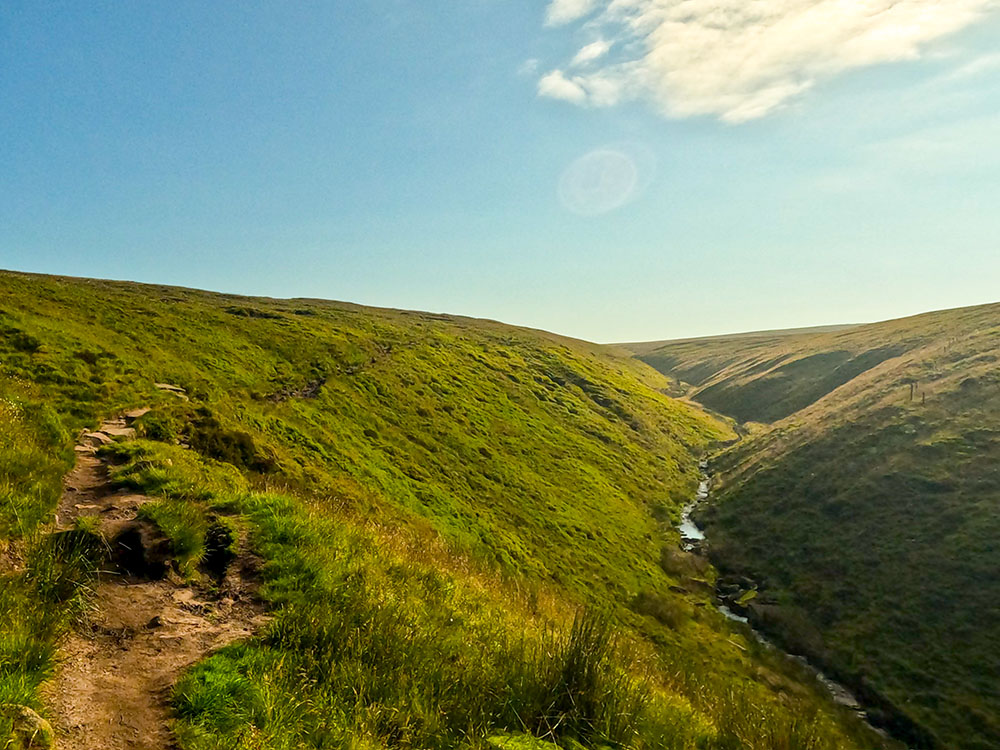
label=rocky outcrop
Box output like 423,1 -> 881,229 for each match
79,416 -> 137,451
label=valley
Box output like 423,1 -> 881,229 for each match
6,4 -> 996,748
4,268 -> 994,748
675,462 -> 891,744
630,306 -> 1000,749
0,270 -> 887,750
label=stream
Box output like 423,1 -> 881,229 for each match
677,478 -> 708,545
677,465 -> 894,740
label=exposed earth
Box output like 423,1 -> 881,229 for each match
41,410 -> 264,750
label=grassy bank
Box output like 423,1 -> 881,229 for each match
0,374 -> 97,737
110,439 -> 871,749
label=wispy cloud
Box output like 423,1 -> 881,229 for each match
813,110 -> 1000,194
538,0 -> 999,122
874,112 -> 1000,171
545,0 -> 598,27
938,51 -> 1000,82
571,39 -> 613,67
518,58 -> 541,77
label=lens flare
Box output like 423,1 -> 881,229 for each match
558,145 -> 652,216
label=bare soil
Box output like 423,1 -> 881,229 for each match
43,416 -> 264,750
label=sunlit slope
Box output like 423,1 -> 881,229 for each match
1,270 -> 891,749
638,303 -> 1000,749
0,269 -> 727,595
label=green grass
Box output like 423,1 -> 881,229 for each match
0,373 -> 97,740
104,440 -> 866,750
0,389 -> 69,538
173,492 -> 671,750
633,301 -> 1000,749
0,528 -> 100,739
0,269 -> 886,749
0,270 -> 723,597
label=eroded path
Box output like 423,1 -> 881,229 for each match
44,413 -> 264,750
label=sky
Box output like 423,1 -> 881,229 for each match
2,2 -> 1000,343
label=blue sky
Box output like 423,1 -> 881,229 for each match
2,2 -> 999,342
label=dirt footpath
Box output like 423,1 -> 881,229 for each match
43,413 -> 264,750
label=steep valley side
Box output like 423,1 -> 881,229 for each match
630,303 -> 1000,750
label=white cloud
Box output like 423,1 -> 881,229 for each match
571,39 -> 613,67
537,70 -> 589,104
537,67 -> 636,107
545,0 -> 598,26
539,0 -> 999,121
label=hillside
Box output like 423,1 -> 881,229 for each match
0,270 -> 884,750
622,323 -> 859,357
631,303 -> 1000,749
627,322 -> 922,424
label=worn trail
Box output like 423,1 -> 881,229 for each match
43,412 -> 264,750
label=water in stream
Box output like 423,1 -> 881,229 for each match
678,466 -> 886,732
678,479 -> 709,549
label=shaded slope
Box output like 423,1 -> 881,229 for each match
628,322 -> 922,423
636,302 -> 1000,749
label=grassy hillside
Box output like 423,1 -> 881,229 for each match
627,323 -> 911,424
634,303 -> 1000,749
0,270 -> 882,749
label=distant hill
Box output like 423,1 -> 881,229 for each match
625,317 -> 954,423
632,302 -> 1000,749
0,270 -> 883,750
621,323 -> 859,357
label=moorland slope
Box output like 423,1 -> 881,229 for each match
630,304 -> 1000,749
0,270 -> 884,750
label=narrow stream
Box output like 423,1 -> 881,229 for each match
677,479 -> 708,546
677,464 -> 893,739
